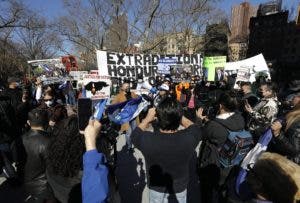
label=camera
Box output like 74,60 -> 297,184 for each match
96,116 -> 121,167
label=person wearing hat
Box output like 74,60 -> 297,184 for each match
153,83 -> 169,107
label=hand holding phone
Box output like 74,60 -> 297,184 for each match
84,119 -> 102,151
78,98 -> 93,131
244,99 -> 253,113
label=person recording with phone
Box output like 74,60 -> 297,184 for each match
131,97 -> 203,203
270,102 -> 300,165
82,119 -> 109,203
245,82 -> 278,142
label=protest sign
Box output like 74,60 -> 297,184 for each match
236,67 -> 251,82
38,76 -> 68,85
157,58 -> 177,74
96,50 -> 203,81
203,56 -> 227,81
224,54 -> 270,83
83,74 -> 111,99
69,71 -> 88,81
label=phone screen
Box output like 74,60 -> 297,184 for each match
78,98 -> 93,131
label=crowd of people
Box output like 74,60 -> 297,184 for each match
0,74 -> 299,203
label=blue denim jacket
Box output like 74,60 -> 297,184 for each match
82,150 -> 109,203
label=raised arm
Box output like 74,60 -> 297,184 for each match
138,107 -> 156,131
82,120 -> 109,203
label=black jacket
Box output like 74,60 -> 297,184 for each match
199,112 -> 245,168
271,120 -> 300,164
47,170 -> 82,203
0,88 -> 31,134
242,92 -> 259,108
18,129 -> 53,197
0,88 -> 22,112
0,96 -> 17,144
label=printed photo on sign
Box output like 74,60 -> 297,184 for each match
203,56 -> 226,81
83,74 -> 111,100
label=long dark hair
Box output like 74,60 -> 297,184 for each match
47,116 -> 85,177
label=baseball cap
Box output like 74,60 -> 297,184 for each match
159,84 -> 169,91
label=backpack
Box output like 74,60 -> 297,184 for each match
217,123 -> 254,168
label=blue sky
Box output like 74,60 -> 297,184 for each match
23,0 -> 64,19
220,0 -> 299,19
24,0 -> 299,19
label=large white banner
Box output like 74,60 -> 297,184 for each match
225,54 -> 270,83
96,50 -> 203,80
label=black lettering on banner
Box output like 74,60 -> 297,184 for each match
191,55 -> 198,64
126,66 -> 136,77
143,55 -> 151,65
117,66 -> 126,76
176,55 -> 183,64
183,54 -> 190,64
152,66 -> 158,76
143,66 -> 151,77
126,54 -> 133,65
136,66 -> 143,77
152,55 -> 159,65
108,65 -> 118,77
192,65 -> 201,75
134,54 -> 143,65
107,52 -> 116,64
116,53 -> 126,65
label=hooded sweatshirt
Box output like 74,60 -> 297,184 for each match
199,112 -> 245,168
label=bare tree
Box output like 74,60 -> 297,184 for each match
55,0 -> 225,68
16,16 -> 62,60
0,0 -> 44,30
0,0 -> 62,81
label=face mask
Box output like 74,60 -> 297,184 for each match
45,100 -> 53,107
